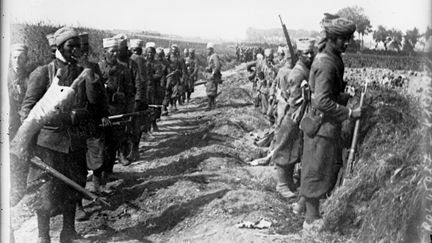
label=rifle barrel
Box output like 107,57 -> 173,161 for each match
30,158 -> 111,207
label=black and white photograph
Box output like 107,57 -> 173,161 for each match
1,0 -> 432,242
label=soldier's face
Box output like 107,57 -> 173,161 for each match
10,51 -> 28,71
60,37 -> 81,63
105,47 -> 118,63
299,50 -> 314,67
336,36 -> 351,53
146,49 -> 155,60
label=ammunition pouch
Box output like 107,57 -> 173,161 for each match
300,106 -> 323,138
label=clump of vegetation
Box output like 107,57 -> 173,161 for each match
323,82 -> 424,242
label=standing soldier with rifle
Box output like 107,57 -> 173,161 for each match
272,38 -> 316,201
299,15 -> 362,232
99,37 -> 135,182
205,42 -> 222,110
19,26 -> 110,243
116,35 -> 147,163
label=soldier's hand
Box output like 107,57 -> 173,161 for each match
101,117 -> 111,127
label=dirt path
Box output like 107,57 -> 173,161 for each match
13,67 -> 304,243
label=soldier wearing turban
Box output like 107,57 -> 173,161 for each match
300,15 -> 362,232
19,26 -> 109,243
8,43 -> 29,140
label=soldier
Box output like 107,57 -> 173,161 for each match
205,43 -> 222,110
116,35 -> 147,163
163,44 -> 184,112
129,38 -> 150,154
74,32 -> 110,221
262,49 -> 278,119
8,44 -> 29,140
99,37 -> 135,182
272,38 -> 316,201
46,33 -> 57,60
20,26 -> 109,243
145,43 -> 166,131
300,16 -> 362,231
184,48 -> 199,103
183,48 -> 189,58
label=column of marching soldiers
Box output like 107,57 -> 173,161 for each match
7,26 -> 223,243
8,12 -> 364,242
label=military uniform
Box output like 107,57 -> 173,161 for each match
163,52 -> 184,110
205,45 -> 221,109
146,55 -> 166,118
99,58 -> 135,171
21,53 -> 106,241
272,60 -> 310,193
8,67 -> 29,140
184,52 -> 198,102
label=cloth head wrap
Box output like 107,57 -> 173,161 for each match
322,17 -> 356,37
46,33 -> 56,47
54,27 -> 79,46
130,39 -> 144,48
113,33 -> 128,48
296,37 -> 315,52
103,38 -> 119,48
145,42 -> 156,49
206,42 -> 214,49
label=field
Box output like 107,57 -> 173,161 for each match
9,23 -> 432,242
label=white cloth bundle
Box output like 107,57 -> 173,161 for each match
10,68 -> 92,156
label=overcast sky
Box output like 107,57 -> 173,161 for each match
4,0 -> 432,41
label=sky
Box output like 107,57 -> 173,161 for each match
3,0 -> 432,41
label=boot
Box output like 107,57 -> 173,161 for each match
276,165 -> 296,199
292,196 -> 306,215
119,152 -> 131,166
152,120 -> 159,132
75,201 -> 89,221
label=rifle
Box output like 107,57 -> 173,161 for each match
278,15 -> 297,68
346,79 -> 369,176
30,157 -> 111,207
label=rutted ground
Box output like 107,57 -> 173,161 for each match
13,64 -> 305,243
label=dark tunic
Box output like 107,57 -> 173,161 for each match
272,61 -> 309,167
206,53 -> 221,97
184,56 -> 198,93
8,67 -> 29,140
163,54 -> 184,104
99,59 -> 136,171
21,58 -> 105,211
300,43 -> 350,199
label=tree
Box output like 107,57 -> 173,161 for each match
387,28 -> 403,52
403,27 -> 421,53
337,6 -> 372,49
373,25 -> 388,50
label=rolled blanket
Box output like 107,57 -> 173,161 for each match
10,68 -> 93,206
